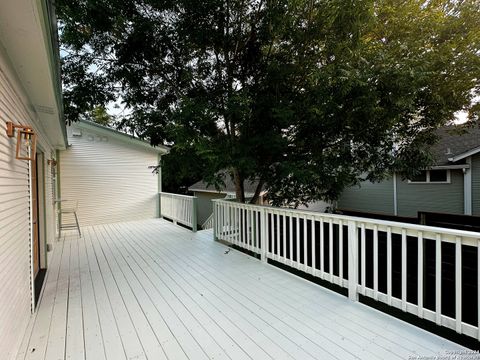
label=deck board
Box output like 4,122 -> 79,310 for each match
18,219 -> 466,360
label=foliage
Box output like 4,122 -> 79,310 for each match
89,105 -> 114,126
58,0 -> 480,206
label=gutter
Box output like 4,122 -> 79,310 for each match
41,0 -> 68,148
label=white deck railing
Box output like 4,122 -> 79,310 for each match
159,192 -> 197,231
213,199 -> 480,339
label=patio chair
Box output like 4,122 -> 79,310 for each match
57,199 -> 81,237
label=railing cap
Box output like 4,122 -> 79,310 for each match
213,199 -> 480,239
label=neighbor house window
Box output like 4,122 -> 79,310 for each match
408,170 -> 450,184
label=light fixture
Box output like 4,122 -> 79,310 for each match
6,121 -> 37,161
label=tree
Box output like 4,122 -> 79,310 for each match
89,105 -> 114,126
58,0 -> 480,206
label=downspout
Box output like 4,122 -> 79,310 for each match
464,157 -> 472,215
393,172 -> 398,216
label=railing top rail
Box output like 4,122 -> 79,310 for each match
159,191 -> 197,200
213,199 -> 480,239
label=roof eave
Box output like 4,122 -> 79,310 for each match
447,146 -> 480,163
76,120 -> 170,154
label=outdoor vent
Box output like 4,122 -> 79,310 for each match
445,147 -> 452,155
35,105 -> 55,115
72,129 -> 82,137
87,135 -> 94,141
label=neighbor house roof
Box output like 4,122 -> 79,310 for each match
432,126 -> 480,165
189,173 -> 263,195
72,120 -> 170,154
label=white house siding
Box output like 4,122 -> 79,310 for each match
0,46 -> 57,360
60,126 -> 160,226
337,177 -> 395,215
472,154 -> 480,216
396,170 -> 464,217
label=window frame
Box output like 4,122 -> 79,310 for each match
408,169 -> 451,184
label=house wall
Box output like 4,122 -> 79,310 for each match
60,126 -> 160,226
472,154 -> 480,216
337,177 -> 395,215
0,45 -> 57,360
337,170 -> 465,218
194,191 -> 227,225
396,170 -> 464,217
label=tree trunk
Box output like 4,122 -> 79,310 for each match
250,178 -> 265,204
232,168 -> 245,203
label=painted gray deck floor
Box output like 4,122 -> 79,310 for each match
17,219 -> 465,360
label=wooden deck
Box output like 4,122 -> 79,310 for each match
16,219 -> 465,360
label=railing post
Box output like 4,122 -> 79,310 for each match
212,201 -> 218,240
191,196 -> 198,232
158,193 -> 162,218
348,220 -> 358,301
260,208 -> 267,263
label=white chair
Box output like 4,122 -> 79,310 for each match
56,199 -> 81,237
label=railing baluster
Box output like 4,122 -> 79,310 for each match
361,223 -> 366,295
269,211 -> 274,256
373,225 -> 378,300
402,229 -> 407,312
304,217 -> 308,271
320,219 -> 324,279
296,215 -> 300,269
283,213 -> 287,263
387,227 -> 392,306
418,231 -> 424,318
455,236 -> 462,334
250,209 -> 255,250
339,220 -> 343,283
246,208 -> 251,251
436,233 -> 442,326
329,219 -> 333,280
312,217 -> 316,276
289,215 -> 293,266
275,213 -> 282,262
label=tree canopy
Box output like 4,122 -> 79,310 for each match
58,0 -> 480,206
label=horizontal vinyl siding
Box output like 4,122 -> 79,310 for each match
0,48 -> 57,360
472,154 -> 480,216
60,127 -> 159,226
337,178 -> 394,215
396,170 -> 464,217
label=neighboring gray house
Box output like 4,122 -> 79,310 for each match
338,126 -> 480,217
189,176 -> 267,225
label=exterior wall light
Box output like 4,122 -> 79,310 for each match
6,121 -> 37,161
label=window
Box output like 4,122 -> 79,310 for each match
408,170 -> 450,184
429,170 -> 448,182
410,171 -> 427,182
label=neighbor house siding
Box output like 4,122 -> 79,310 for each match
472,154 -> 480,216
0,46 -> 57,360
194,191 -> 226,225
396,170 -> 464,217
337,177 -> 395,215
60,126 -> 159,226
